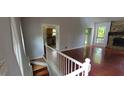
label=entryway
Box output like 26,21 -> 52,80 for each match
42,24 -> 60,59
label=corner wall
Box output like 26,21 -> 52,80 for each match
0,17 -> 21,76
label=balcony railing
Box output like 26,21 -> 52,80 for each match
45,44 -> 91,76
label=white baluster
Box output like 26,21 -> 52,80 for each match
74,63 -> 76,71
59,54 -> 61,74
62,57 -> 64,75
64,57 -> 66,75
66,58 -> 68,75
68,59 -> 70,74
71,61 -> 73,73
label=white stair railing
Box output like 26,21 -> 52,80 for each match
66,58 -> 91,76
45,44 -> 91,76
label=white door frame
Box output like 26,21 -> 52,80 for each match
41,24 -> 60,50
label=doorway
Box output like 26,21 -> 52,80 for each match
46,28 -> 57,48
84,28 -> 92,46
42,24 -> 60,58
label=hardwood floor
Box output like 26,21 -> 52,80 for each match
63,46 -> 124,76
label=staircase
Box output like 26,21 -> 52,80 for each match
31,58 -> 49,76
32,64 -> 49,76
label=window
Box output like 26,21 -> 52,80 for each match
52,29 -> 56,36
97,26 -> 105,38
96,26 -> 106,43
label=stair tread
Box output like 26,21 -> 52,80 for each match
31,58 -> 46,62
32,64 -> 47,71
34,69 -> 49,76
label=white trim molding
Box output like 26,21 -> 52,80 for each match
30,56 -> 44,61
60,45 -> 91,52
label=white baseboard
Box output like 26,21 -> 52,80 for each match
30,56 -> 44,61
61,46 -> 84,52
31,61 -> 48,67
60,45 -> 92,52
